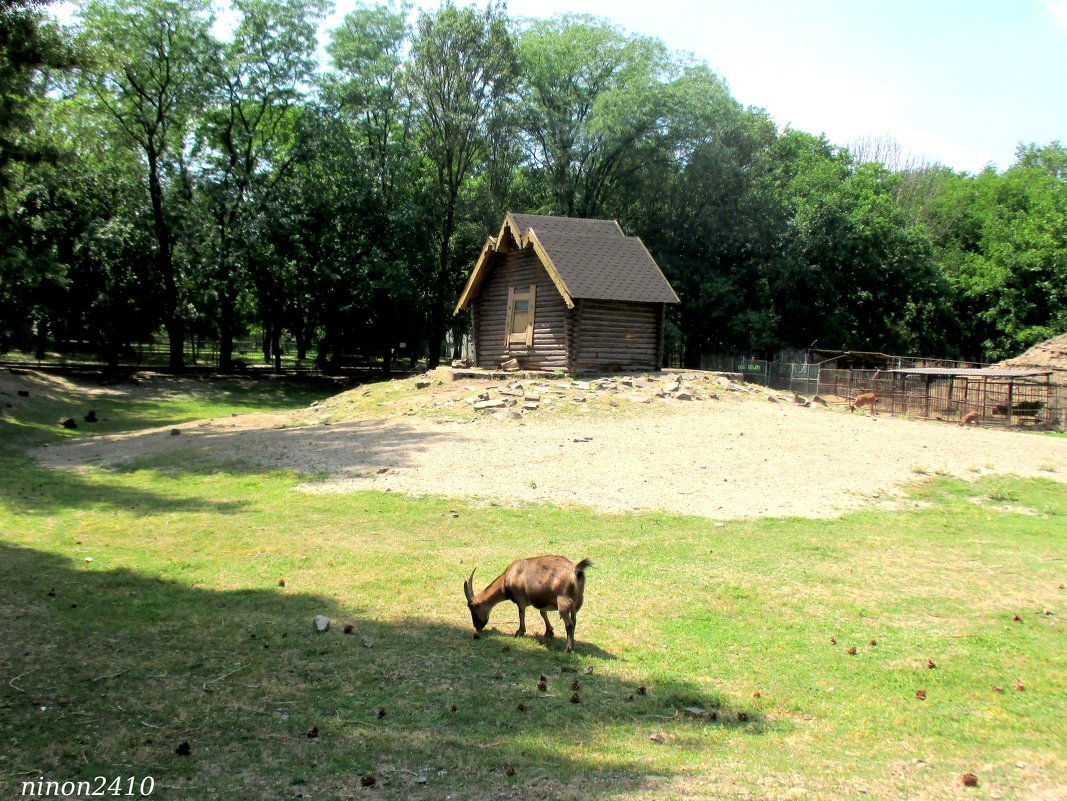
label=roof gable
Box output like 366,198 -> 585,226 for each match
455,213 -> 679,313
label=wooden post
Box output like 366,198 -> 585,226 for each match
1007,380 -> 1014,427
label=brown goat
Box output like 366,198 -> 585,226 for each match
464,555 -> 592,653
850,392 -> 877,416
960,410 -> 980,427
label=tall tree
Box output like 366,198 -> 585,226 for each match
78,0 -> 214,368
515,14 -> 669,217
0,0 -> 76,352
404,0 -> 515,367
199,0 -> 327,372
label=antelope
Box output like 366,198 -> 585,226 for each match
850,392 -> 877,416
960,410 -> 980,427
464,556 -> 592,653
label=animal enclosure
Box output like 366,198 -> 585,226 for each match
849,367 -> 1057,428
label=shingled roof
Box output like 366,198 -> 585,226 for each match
455,213 -> 679,312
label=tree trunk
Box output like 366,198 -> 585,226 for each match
272,326 -> 282,374
148,152 -> 183,370
382,346 -> 392,377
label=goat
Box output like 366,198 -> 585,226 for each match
850,392 -> 877,416
464,556 -> 592,653
960,410 -> 980,427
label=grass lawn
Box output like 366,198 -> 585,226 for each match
1,375 -> 1065,800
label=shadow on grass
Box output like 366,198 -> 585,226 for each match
27,418 -> 461,487
0,452 -> 251,516
0,543 -> 768,800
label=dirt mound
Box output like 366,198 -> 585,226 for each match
995,332 -> 1067,383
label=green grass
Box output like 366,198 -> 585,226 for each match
1,376 -> 1065,800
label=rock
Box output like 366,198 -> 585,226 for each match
649,733 -> 668,744
415,380 -> 431,389
682,706 -> 707,718
664,380 -> 681,393
793,393 -> 808,405
672,391 -> 693,401
525,391 -> 541,402
628,393 -> 652,404
813,395 -> 830,406
505,409 -> 523,421
474,399 -> 506,410
726,382 -> 746,392
571,395 -> 586,403
362,636 -> 374,648
500,358 -> 520,371
767,395 -> 779,403
499,387 -> 524,397
309,401 -> 319,408
84,411 -> 98,423
523,401 -> 539,411
59,417 -> 77,429
170,428 -> 181,436
451,358 -> 470,368
313,615 -> 330,632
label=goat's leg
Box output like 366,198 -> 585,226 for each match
514,604 -> 527,637
539,610 -> 554,639
558,600 -> 576,653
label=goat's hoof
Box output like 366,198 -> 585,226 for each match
564,644 -> 573,654
514,630 -> 525,638
545,630 -> 555,639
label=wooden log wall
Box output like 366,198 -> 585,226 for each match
570,299 -> 661,373
471,246 -> 571,370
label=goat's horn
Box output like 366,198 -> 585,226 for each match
463,568 -> 476,603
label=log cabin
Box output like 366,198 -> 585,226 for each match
454,213 -> 680,373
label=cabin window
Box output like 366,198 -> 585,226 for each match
505,284 -> 537,348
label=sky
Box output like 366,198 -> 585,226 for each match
57,0 -> 1067,174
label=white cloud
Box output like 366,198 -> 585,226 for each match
1044,0 -> 1067,32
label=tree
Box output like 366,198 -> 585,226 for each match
198,0 -> 327,372
78,0 -> 214,368
515,14 -> 670,217
404,0 -> 515,367
0,0 -> 76,352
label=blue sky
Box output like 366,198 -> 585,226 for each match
58,0 -> 1067,174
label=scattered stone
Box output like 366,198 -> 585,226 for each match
59,417 -> 77,429
961,773 -> 978,787
309,401 -> 319,408
581,666 -> 593,675
84,411 -> 98,423
362,636 -> 374,648
649,733 -> 668,744
726,382 -> 745,392
376,467 -> 390,474
474,399 -> 506,410
415,775 -> 428,784
664,380 -> 681,393
673,391 -> 693,401
415,380 -> 431,389
499,386 -> 524,397
767,395 -> 779,403
313,615 -> 330,632
628,393 -> 651,404
571,395 -> 586,403
451,359 -> 470,368
169,428 -> 181,436
500,358 -> 520,371
682,706 -> 707,718
572,381 -> 592,390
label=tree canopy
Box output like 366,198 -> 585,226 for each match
1,1 -> 1063,369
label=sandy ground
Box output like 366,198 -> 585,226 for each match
34,379 -> 1067,520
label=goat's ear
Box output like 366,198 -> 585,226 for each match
463,568 -> 476,604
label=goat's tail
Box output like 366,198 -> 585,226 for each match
574,558 -> 593,577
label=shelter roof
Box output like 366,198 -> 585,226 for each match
454,212 -> 679,313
